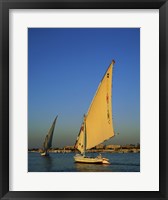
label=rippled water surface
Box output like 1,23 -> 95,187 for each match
28,152 -> 140,172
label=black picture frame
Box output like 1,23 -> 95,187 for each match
0,0 -> 167,199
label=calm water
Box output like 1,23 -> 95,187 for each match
28,152 -> 140,172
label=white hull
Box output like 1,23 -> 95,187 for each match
74,154 -> 110,164
41,151 -> 49,156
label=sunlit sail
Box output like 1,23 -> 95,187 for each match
74,60 -> 115,164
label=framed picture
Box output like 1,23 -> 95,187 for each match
0,0 -> 167,199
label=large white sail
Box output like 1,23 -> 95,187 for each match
43,116 -> 58,150
86,62 -> 114,149
75,61 -> 115,152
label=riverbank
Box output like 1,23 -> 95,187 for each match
28,148 -> 140,154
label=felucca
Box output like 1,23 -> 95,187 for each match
41,116 -> 58,156
74,60 -> 115,164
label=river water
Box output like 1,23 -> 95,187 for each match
28,152 -> 140,172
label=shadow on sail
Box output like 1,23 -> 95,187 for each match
41,116 -> 58,156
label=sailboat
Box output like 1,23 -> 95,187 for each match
41,116 -> 58,156
74,60 -> 115,164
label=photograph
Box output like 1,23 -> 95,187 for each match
1,0 -> 167,198
28,28 -> 140,172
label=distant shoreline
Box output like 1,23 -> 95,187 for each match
28,145 -> 140,154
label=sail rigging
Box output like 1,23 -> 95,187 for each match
75,61 -> 115,153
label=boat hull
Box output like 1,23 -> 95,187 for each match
74,155 -> 110,164
41,151 -> 49,156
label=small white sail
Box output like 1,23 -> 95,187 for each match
75,123 -> 85,154
43,116 -> 58,150
75,61 -> 115,152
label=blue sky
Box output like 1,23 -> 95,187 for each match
28,28 -> 140,149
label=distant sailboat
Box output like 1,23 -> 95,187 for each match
41,116 -> 58,156
74,60 -> 115,164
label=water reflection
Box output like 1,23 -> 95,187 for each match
41,155 -> 53,171
75,162 -> 111,172
28,152 -> 140,172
